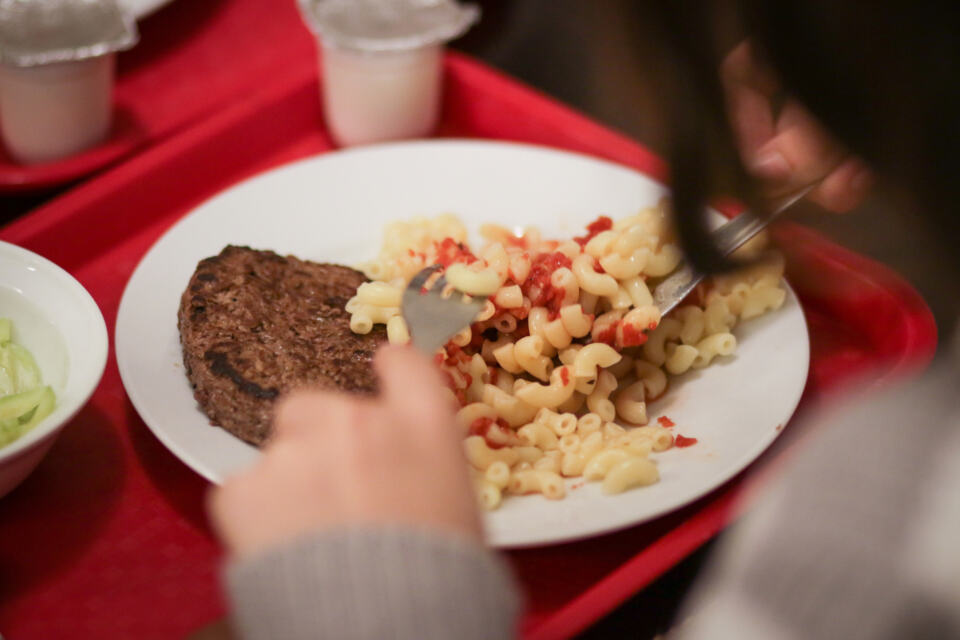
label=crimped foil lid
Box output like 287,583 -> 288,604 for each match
299,0 -> 478,52
0,0 -> 138,67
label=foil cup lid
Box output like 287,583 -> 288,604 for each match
0,0 -> 138,67
299,0 -> 479,52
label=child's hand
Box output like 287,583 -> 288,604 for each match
208,345 -> 482,559
723,41 -> 873,211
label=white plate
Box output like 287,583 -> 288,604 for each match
116,140 -> 809,548
120,0 -> 174,19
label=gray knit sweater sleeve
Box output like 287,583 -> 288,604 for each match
675,356 -> 960,640
225,527 -> 522,640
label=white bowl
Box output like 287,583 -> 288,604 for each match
0,241 -> 108,497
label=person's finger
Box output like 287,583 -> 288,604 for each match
271,389 -> 364,441
720,42 -> 779,96
721,42 -> 780,162
809,158 -> 873,212
766,102 -> 845,183
374,345 -> 456,437
207,469 -> 256,552
728,84 -> 779,165
751,127 -> 844,196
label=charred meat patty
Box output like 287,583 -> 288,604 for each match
178,245 -> 386,445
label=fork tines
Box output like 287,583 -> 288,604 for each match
405,263 -> 442,295
402,264 -> 488,355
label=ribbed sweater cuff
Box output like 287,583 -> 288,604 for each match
225,527 -> 522,640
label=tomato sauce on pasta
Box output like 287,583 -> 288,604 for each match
345,208 -> 787,508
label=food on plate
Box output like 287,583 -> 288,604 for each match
347,207 -> 786,508
0,318 -> 56,448
178,246 -> 386,446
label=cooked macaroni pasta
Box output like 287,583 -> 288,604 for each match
348,206 -> 787,508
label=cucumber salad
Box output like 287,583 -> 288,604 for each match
0,318 -> 55,447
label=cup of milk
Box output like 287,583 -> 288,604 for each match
0,0 -> 138,165
298,0 -> 479,147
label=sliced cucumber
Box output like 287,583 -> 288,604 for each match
9,343 -> 40,391
0,418 -> 21,447
0,354 -> 12,396
15,386 -> 55,435
0,318 -> 56,447
0,386 -> 49,422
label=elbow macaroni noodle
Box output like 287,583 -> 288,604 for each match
347,206 -> 787,509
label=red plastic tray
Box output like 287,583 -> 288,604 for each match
0,0 -> 316,192
0,54 -> 937,640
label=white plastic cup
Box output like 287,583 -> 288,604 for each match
0,53 -> 115,164
321,44 -> 443,147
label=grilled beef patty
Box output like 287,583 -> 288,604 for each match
178,245 -> 386,446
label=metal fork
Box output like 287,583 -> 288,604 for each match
651,185 -> 814,315
402,265 -> 488,354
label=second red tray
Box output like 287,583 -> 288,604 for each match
0,53 -> 936,639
